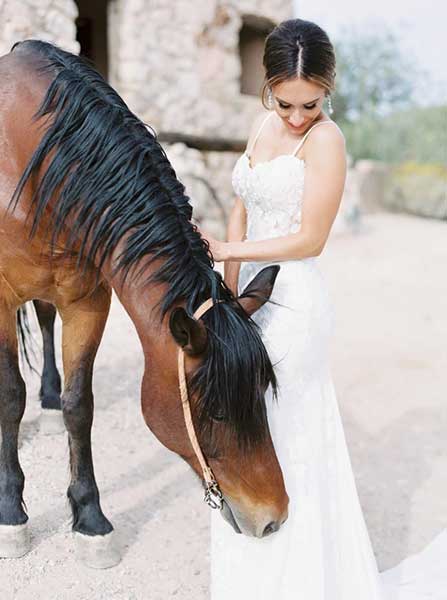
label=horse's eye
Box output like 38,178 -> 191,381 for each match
211,408 -> 227,422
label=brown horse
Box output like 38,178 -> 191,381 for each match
0,40 -> 288,567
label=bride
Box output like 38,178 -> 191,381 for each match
202,18 -> 446,600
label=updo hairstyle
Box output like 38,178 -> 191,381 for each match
262,19 -> 336,109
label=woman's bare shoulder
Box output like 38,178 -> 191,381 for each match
310,120 -> 345,145
303,120 -> 346,160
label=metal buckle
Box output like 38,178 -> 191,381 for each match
204,481 -> 223,510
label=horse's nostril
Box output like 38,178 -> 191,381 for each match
262,520 -> 280,537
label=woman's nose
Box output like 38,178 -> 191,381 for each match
289,111 -> 305,127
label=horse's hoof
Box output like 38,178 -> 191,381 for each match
0,523 -> 30,558
39,408 -> 65,435
74,531 -> 121,569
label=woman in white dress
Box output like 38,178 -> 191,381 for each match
203,18 -> 446,600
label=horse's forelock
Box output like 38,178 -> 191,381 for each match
190,302 -> 277,452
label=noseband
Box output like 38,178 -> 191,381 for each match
177,298 -> 224,510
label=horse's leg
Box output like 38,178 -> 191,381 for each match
58,283 -> 119,568
34,300 -> 61,408
0,300 -> 29,558
34,300 -> 64,434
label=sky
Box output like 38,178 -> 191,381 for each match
294,0 -> 447,104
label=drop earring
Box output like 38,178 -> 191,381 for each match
267,88 -> 274,109
327,94 -> 334,115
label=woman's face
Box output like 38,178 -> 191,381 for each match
271,77 -> 327,136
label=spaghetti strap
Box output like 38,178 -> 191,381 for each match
246,112 -> 274,158
292,120 -> 337,156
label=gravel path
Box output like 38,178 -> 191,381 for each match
0,211 -> 446,599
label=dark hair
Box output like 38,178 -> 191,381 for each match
262,18 -> 336,107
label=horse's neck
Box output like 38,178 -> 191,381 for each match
101,250 -> 170,353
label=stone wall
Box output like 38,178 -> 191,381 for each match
108,0 -> 292,138
0,0 -> 294,240
0,0 -> 291,139
166,144 -> 240,239
106,0 -> 292,237
0,0 -> 78,56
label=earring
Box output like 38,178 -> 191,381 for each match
327,94 -> 334,115
267,88 -> 274,109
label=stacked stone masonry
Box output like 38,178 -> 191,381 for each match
0,0 -> 292,137
0,0 -> 78,56
108,0 -> 292,138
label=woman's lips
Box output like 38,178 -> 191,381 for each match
287,121 -> 306,132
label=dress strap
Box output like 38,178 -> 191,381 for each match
292,120 -> 336,156
246,112 -> 274,158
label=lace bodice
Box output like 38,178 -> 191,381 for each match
231,113 -> 337,241
232,152 -> 305,240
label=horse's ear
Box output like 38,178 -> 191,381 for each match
237,265 -> 280,316
169,308 -> 208,356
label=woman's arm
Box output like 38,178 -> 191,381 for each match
223,196 -> 247,294
211,125 -> 347,263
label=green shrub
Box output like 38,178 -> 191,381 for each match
341,105 -> 447,165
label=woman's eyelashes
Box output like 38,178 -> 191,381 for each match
277,101 -> 318,110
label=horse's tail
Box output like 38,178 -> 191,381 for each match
16,304 -> 38,372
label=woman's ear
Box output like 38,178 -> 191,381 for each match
237,265 -> 280,316
169,307 -> 208,355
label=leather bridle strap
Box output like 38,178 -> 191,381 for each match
177,298 -> 224,510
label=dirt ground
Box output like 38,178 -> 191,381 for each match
0,211 -> 446,599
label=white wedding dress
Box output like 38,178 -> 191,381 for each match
210,113 -> 447,600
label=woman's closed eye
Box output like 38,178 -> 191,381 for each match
278,101 -> 318,110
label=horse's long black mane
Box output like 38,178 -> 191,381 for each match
10,40 -> 276,449
10,39 -> 223,316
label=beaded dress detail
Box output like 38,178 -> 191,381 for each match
210,112 -> 447,600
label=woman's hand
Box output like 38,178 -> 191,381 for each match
199,228 -> 229,262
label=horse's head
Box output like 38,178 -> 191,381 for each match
141,266 -> 289,538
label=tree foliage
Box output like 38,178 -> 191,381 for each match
341,105 -> 447,164
332,26 -> 416,122
331,26 -> 445,164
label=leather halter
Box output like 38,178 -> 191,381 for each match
177,298 -> 224,510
